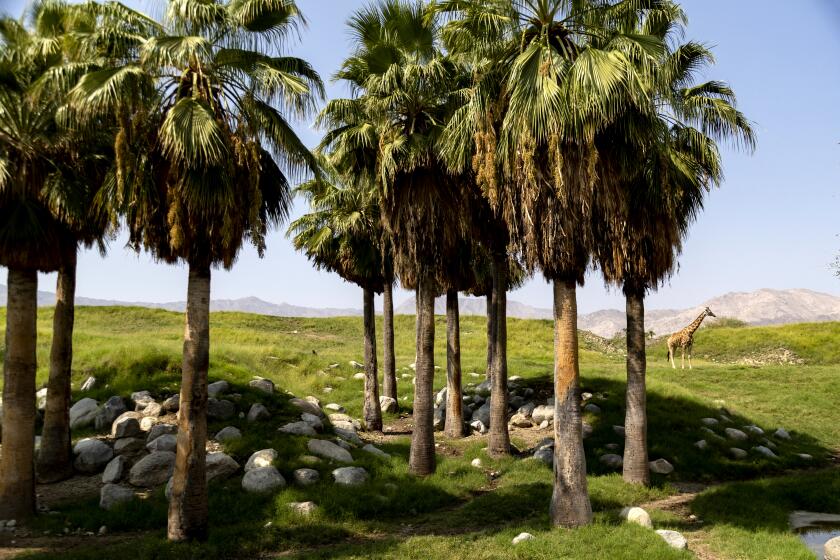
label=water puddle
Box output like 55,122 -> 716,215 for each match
790,511 -> 840,558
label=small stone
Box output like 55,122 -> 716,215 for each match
518,402 -> 536,418
142,402 -> 162,418
581,421 -> 593,438
583,403 -> 601,414
599,454 -> 623,469
729,447 -> 748,460
509,413 -> 533,428
215,426 -> 242,443
245,449 -> 278,472
99,484 -> 135,511
701,417 -> 719,426
471,458 -> 483,468
95,396 -> 128,431
289,398 -> 323,417
307,439 -> 353,463
207,398 -> 236,420
533,447 -> 553,466
131,391 -> 154,409
349,360 -> 364,369
325,403 -> 344,412
725,428 -> 748,441
752,445 -> 778,459
362,444 -> 390,459
470,420 -> 488,434
332,466 -> 368,486
773,428 -> 791,440
35,388 -> 48,411
293,468 -> 320,486
612,425 -> 626,437
797,453 -> 813,461
207,380 -> 230,398
701,427 -> 725,441
694,440 -> 708,450
249,378 -> 275,394
279,421 -> 317,437
744,425 -> 764,436
531,405 -> 554,424
649,458 -> 674,475
287,501 -> 318,516
247,403 -> 270,423
139,416 -> 159,431
352,372 -> 365,380
242,466 -> 286,493
605,443 -> 620,451
379,396 -> 398,414
512,532 -> 535,545
655,529 -> 687,550
162,395 -> 180,413
539,420 -> 549,430
80,376 -> 97,392
113,437 -> 146,456
620,506 -> 653,528
98,526 -> 107,536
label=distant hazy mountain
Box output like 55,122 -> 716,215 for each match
2,285 -> 838,338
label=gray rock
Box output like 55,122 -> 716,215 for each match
102,456 -> 128,484
307,439 -> 353,463
215,426 -> 242,443
207,398 -> 236,420
162,395 -> 180,413
753,445 -> 778,459
36,387 -> 48,411
73,438 -> 114,473
131,391 -> 154,409
605,443 -> 620,451
332,466 -> 368,486
142,401 -> 162,418
113,437 -> 146,456
583,403 -> 602,414
325,403 -> 344,412
279,421 -> 317,437
700,417 -> 719,427
797,453 -> 813,461
649,458 -> 674,475
512,532 -> 535,545
129,451 -> 176,487
362,444 -> 390,459
655,529 -> 687,550
247,403 -> 270,423
334,427 -> 363,446
773,428 -> 791,440
329,413 -> 362,430
701,426 -> 725,442
531,405 -> 554,424
729,447 -> 748,459
95,396 -> 128,431
471,403 -> 491,427
245,449 -> 278,472
69,398 -> 99,430
99,484 -> 135,511
744,425 -> 764,436
620,506 -> 652,528
533,446 -> 553,466
112,415 -> 141,439
293,468 -> 320,486
470,420 -> 487,434
582,421 -> 593,439
694,440 -> 708,450
146,434 -> 177,453
433,406 -> 445,431
206,452 -> 239,482
509,413 -> 533,428
146,423 -> 177,444
599,454 -> 623,469
288,501 -> 318,516
207,380 -> 230,398
139,416 -> 160,431
435,387 -> 448,407
379,396 -> 398,414
613,425 -> 626,437
725,428 -> 748,441
509,395 -> 525,409
301,413 -> 323,431
249,378 -> 275,394
80,376 -> 97,392
290,398 -> 323,417
474,379 -> 492,397
242,466 -> 286,493
518,402 -> 536,418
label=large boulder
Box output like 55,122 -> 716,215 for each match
279,421 -> 317,437
129,451 -> 176,487
649,458 -> 674,475
620,507 -> 653,529
207,380 -> 230,398
207,398 -> 236,420
162,395 -> 180,413
301,413 -> 323,431
307,439 -> 353,463
111,415 -> 142,439
131,390 -> 154,409
379,396 -> 398,414
332,466 -> 368,486
206,452 -> 239,482
249,378 -> 275,394
725,428 -> 748,441
146,423 -> 177,444
474,379 -> 492,397
293,468 -> 320,486
531,405 -> 554,424
825,536 -> 840,560
245,449 -> 277,472
362,444 -> 390,459
146,434 -> 177,453
215,426 -> 242,443
471,403 -> 491,427
334,427 -> 363,446
533,447 -> 553,466
141,401 -> 163,418
509,413 -> 532,428
69,398 -> 99,430
599,454 -> 623,469
95,396 -> 128,431
102,456 -> 129,484
100,484 -> 135,511
73,438 -> 114,473
113,437 -> 146,457
242,466 -> 286,493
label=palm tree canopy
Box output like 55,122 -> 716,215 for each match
70,0 -> 324,269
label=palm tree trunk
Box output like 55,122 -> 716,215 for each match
444,289 -> 464,438
488,259 -> 510,456
382,280 -> 397,401
550,279 -> 592,528
409,276 -> 436,475
485,292 -> 495,381
168,263 -> 210,542
362,288 -> 382,431
0,268 -> 38,519
37,251 -> 77,483
623,288 -> 649,485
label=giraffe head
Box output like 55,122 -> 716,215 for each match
705,307 -> 717,318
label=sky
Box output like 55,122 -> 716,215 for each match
0,0 -> 839,314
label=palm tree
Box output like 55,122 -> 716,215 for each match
593,28 -> 755,484
289,162 -> 388,432
70,0 -> 322,540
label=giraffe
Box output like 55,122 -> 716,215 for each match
666,307 -> 716,369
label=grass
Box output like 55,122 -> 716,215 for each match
0,306 -> 838,559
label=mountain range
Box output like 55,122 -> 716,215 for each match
2,285 -> 839,338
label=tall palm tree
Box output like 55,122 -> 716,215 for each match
289,162 -> 388,432
593,27 -> 755,484
70,0 -> 322,540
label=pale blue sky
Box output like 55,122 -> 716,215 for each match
1,0 -> 839,313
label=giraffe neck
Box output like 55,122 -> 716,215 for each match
684,311 -> 708,336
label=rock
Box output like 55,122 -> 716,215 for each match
744,425 -> 764,436
305,396 -> 322,408
797,453 -> 813,461
435,387 -> 448,407
142,402 -> 162,418
113,437 -> 146,456
334,427 -> 363,445
162,395 -> 180,413
826,537 -> 840,560
700,417 -> 719,426
293,468 -> 320,486
352,372 -> 365,380
362,444 -> 390,459
474,379 -> 492,397
583,403 -> 601,414
146,423 -> 177,444
512,532 -> 535,545
139,416 -> 159,431
701,427 -> 725,441
761,438 -> 777,450
95,396 -> 128,431
350,360 -> 364,369
620,506 -> 653,528
332,466 -> 368,486
509,413 -> 533,428
379,396 -> 398,414
288,501 -> 318,516
471,403 -> 491,427
131,391 -> 154,409
533,447 -> 553,466
290,398 -> 323,417
649,458 -> 674,475
245,449 -> 278,472
599,454 -> 623,469
518,402 -> 536,418
129,451 -> 176,487
111,415 -> 142,439
215,426 -> 242,443
36,388 -> 48,411
81,376 -> 97,392
99,484 -> 135,511
752,445 -> 778,459
433,406 -> 445,431
146,434 -> 177,453
531,405 -> 554,424
207,398 -> 236,420
613,425 -> 626,437
98,526 -> 107,536
102,456 -> 128,484
207,380 -> 230,398
729,447 -> 747,459
308,439 -> 353,463
206,452 -> 239,482
581,421 -> 593,439
242,466 -> 286,493
471,458 -> 483,468
249,378 -> 275,394
325,403 -> 344,413
301,412 -> 323,431
655,529 -> 687,550
73,439 -> 114,473
725,428 -> 748,441
279,421 -> 317,437
773,428 -> 791,440
329,413 -> 362,430
694,440 -> 708,450
247,403 -> 270,423
69,398 -> 99,430
605,443 -> 620,451
470,420 -> 487,434
581,392 -> 593,401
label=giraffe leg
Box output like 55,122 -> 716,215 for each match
668,343 -> 676,369
681,347 -> 685,369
